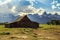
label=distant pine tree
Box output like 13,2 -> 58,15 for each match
47,20 -> 60,25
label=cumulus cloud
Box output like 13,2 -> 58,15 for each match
51,0 -> 58,4
57,12 -> 60,15
0,5 -> 11,13
56,3 -> 60,9
11,6 -> 16,13
0,0 -> 45,16
16,5 -> 45,16
0,0 -> 12,6
51,0 -> 57,9
0,0 -> 33,15
56,3 -> 60,6
52,5 -> 57,9
36,8 -> 45,15
51,0 -> 60,11
0,0 -> 60,16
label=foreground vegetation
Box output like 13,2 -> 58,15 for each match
0,24 -> 60,40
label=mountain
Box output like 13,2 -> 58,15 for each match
0,11 -> 60,24
42,11 -> 48,17
52,13 -> 60,20
27,13 -> 51,24
0,13 -> 19,23
27,11 -> 60,24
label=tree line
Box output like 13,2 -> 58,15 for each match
47,20 -> 60,25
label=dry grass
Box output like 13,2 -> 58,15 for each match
0,24 -> 60,40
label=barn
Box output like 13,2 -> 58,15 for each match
5,15 -> 39,28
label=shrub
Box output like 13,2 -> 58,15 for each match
0,32 -> 10,35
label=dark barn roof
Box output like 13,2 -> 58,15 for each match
5,15 -> 39,28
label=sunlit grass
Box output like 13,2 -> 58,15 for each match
0,24 -> 60,31
0,24 -> 60,40
39,24 -> 60,30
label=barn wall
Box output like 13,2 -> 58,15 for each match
5,15 -> 39,28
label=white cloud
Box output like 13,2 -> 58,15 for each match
37,8 -> 45,15
0,0 -> 59,16
52,5 -> 57,9
57,11 -> 60,15
27,0 -> 35,6
50,11 -> 56,15
56,3 -> 60,6
15,6 -> 36,16
56,3 -> 60,9
14,5 -> 45,16
18,12 -> 27,16
0,0 -> 49,16
51,0 -> 58,4
0,0 -> 12,6
51,0 -> 58,10
0,5 -> 11,13
49,11 -> 60,16
11,6 -> 16,13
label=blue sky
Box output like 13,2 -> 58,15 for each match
32,0 -> 60,12
0,0 -> 60,23
0,0 -> 60,12
0,0 -> 60,16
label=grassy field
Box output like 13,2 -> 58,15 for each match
0,24 -> 60,40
